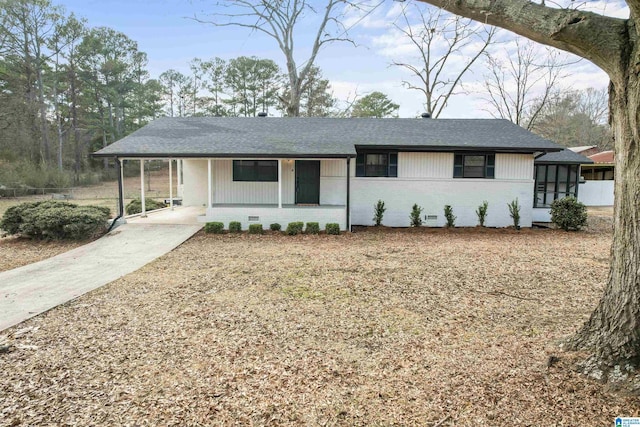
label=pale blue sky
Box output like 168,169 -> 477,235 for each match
59,0 -> 623,118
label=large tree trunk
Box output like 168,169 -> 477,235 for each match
567,69 -> 640,375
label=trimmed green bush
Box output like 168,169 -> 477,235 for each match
444,205 -> 456,228
550,197 -> 588,231
286,221 -> 304,235
508,198 -> 521,230
372,199 -> 386,226
305,222 -> 320,234
229,221 -> 242,233
476,200 -> 489,227
325,223 -> 340,235
204,222 -> 224,234
270,223 -> 281,231
0,200 -> 110,240
248,224 -> 263,234
409,203 -> 423,227
125,198 -> 167,215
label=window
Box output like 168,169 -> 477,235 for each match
534,164 -> 579,207
356,152 -> 398,177
233,160 -> 278,182
453,154 -> 495,178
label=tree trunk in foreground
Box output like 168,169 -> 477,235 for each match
415,0 -> 640,379
567,72 -> 640,373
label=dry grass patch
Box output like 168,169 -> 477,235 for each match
0,237 -> 83,273
1,224 -> 637,425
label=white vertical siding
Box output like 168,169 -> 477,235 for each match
495,153 -> 533,180
185,158 -> 346,206
182,159 -> 208,207
213,160 -> 279,204
321,159 -> 347,177
399,152 -> 453,178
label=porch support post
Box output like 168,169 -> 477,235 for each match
119,158 -> 125,218
177,159 -> 183,197
346,157 -> 351,232
116,158 -> 124,218
140,159 -> 146,218
278,159 -> 282,209
207,158 -> 212,209
169,158 -> 174,210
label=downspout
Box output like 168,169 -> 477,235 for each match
346,156 -> 351,232
107,157 -> 124,233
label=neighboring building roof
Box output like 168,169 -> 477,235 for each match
589,150 -> 614,164
568,145 -> 597,153
535,148 -> 594,164
93,117 -> 564,158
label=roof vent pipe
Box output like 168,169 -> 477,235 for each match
421,112 -> 432,119
258,112 -> 268,117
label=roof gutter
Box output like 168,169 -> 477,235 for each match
92,152 -> 358,159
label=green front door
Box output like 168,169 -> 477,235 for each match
295,160 -> 320,204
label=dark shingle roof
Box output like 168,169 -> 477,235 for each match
93,117 -> 564,158
535,149 -> 594,164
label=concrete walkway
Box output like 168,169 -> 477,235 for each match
0,223 -> 201,332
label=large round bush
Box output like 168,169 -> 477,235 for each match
550,197 -> 588,231
0,200 -> 110,240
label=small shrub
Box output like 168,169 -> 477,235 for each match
305,222 -> 320,234
476,200 -> 489,227
286,221 -> 304,235
248,223 -> 263,234
409,203 -> 423,227
0,200 -> 110,240
229,221 -> 242,233
550,197 -> 588,231
325,223 -> 340,235
125,198 -> 167,215
508,198 -> 521,230
204,222 -> 224,234
270,223 -> 281,231
372,199 -> 386,226
444,205 -> 456,228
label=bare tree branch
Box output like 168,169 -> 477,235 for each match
192,0 -> 368,116
415,0 -> 626,77
392,3 -> 495,117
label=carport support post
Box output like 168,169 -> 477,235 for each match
278,159 -> 282,209
207,158 -> 212,209
117,158 -> 124,218
177,159 -> 183,197
169,158 -> 174,210
140,159 -> 146,217
346,157 -> 351,232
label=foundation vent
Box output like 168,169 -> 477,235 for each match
248,215 -> 260,222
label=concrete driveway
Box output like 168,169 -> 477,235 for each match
0,222 -> 201,332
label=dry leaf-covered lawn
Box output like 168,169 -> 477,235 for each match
0,237 -> 82,273
1,222 -> 637,426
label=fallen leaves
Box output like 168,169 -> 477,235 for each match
1,215 -> 637,426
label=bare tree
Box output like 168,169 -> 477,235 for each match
392,3 -> 495,117
483,37 -> 567,130
195,0 -> 366,117
416,0 -> 640,383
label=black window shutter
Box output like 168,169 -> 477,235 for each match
486,154 -> 495,179
453,154 -> 463,178
356,154 -> 365,177
388,153 -> 398,177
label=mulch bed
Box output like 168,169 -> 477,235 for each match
1,218 -> 637,425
